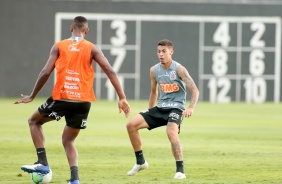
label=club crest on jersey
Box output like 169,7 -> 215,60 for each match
170,71 -> 177,80
68,44 -> 80,52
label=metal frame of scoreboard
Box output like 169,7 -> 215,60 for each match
55,13 -> 281,103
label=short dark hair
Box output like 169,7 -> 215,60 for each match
72,16 -> 88,31
158,39 -> 173,47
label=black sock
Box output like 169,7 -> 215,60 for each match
36,148 -> 48,166
135,150 -> 145,165
70,166 -> 79,181
176,160 -> 184,173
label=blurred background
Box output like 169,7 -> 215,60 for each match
1,0 -> 281,103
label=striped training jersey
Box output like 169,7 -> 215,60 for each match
154,60 -> 186,111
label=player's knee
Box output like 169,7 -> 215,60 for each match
62,138 -> 67,147
166,130 -> 174,139
166,127 -> 178,139
28,115 -> 45,126
126,120 -> 136,132
126,122 -> 133,131
62,137 -> 70,147
28,116 -> 37,126
62,138 -> 75,150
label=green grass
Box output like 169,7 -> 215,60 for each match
0,98 -> 282,184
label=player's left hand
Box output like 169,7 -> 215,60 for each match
13,94 -> 33,104
118,98 -> 131,118
182,107 -> 194,117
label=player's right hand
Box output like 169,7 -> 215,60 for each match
182,107 -> 194,118
118,98 -> 131,118
13,94 -> 33,104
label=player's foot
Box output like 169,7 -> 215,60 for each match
127,161 -> 149,176
21,163 -> 50,174
173,172 -> 186,179
68,180 -> 80,184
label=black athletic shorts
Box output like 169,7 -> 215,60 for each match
38,97 -> 91,129
140,106 -> 183,133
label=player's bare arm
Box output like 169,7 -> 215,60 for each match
14,45 -> 58,104
148,66 -> 158,108
92,45 -> 126,99
92,45 -> 131,117
178,65 -> 199,117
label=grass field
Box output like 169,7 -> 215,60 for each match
0,98 -> 281,184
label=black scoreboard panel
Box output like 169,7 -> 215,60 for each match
200,18 -> 280,103
55,13 -> 280,103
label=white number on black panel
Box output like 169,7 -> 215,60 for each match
106,20 -> 127,100
244,22 -> 267,103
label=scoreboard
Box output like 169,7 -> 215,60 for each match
55,13 -> 281,103
200,17 -> 280,103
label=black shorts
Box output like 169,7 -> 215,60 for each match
38,97 -> 91,129
140,106 -> 183,133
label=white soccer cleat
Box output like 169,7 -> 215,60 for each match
173,172 -> 186,179
127,161 -> 149,176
